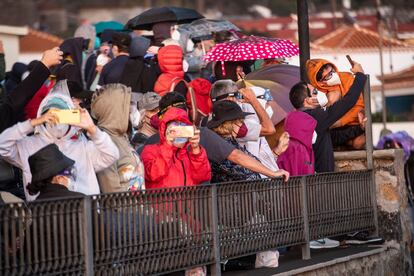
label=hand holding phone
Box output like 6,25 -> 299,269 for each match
50,109 -> 81,124
346,55 -> 354,66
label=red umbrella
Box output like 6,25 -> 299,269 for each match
204,36 -> 299,62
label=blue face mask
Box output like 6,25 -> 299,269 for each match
174,137 -> 189,144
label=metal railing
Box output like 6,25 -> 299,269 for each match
0,170 -> 377,275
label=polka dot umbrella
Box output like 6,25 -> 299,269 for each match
204,36 -> 299,62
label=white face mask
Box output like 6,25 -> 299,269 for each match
326,72 -> 341,86
186,39 -> 194,52
66,178 -> 75,191
45,123 -> 70,139
21,71 -> 30,81
316,90 -> 328,107
96,54 -> 110,67
182,59 -> 189,72
312,131 -> 318,144
130,107 -> 141,128
265,106 -> 273,119
171,29 -> 181,41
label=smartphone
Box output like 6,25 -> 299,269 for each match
346,55 -> 354,66
169,125 -> 194,138
51,109 -> 81,124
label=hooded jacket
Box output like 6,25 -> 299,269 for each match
91,84 -> 145,193
0,80 -> 119,201
277,111 -> 316,176
141,107 -> 211,189
306,59 -> 364,127
154,45 -> 186,96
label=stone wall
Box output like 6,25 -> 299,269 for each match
334,149 -> 412,275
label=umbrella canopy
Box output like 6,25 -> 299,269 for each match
125,6 -> 204,30
94,21 -> 124,34
244,64 -> 300,124
179,19 -> 240,39
204,36 -> 299,62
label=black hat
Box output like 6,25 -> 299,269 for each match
111,32 -> 132,47
207,100 -> 253,129
100,29 -> 116,44
29,144 -> 75,183
158,92 -> 187,115
56,63 -> 93,100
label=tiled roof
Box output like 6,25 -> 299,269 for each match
19,28 -> 63,53
313,24 -> 408,50
372,65 -> 414,92
377,65 -> 414,83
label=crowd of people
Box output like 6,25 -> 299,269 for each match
0,18 -> 368,272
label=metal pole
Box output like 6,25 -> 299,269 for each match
376,0 -> 388,134
82,197 -> 94,275
301,176 -> 310,260
210,185 -> 221,276
364,75 -> 374,170
363,75 -> 379,236
297,0 -> 311,82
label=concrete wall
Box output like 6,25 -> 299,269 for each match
331,149 -> 413,275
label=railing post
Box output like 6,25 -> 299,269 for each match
210,184 -> 221,276
363,75 -> 379,236
82,196 -> 94,275
301,176 -> 311,260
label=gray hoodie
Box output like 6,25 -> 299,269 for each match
0,80 -> 119,201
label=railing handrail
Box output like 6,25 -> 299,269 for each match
0,170 -> 377,276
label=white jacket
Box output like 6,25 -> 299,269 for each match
0,81 -> 119,200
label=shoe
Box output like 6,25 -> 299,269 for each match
344,231 -> 384,245
310,238 -> 340,249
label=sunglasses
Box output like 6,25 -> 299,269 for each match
213,91 -> 241,102
306,86 -> 318,97
321,68 -> 335,82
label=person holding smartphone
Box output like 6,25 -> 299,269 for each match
141,107 -> 211,189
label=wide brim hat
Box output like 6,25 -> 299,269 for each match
207,100 -> 253,129
29,144 -> 75,183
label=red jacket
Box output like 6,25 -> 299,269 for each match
24,78 -> 55,119
141,107 -> 211,189
154,45 -> 185,96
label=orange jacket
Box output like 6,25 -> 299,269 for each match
306,58 -> 364,126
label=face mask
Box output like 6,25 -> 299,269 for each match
21,71 -> 30,81
183,59 -> 189,72
312,131 -> 318,144
171,29 -> 181,41
66,178 -> 75,191
186,39 -> 194,52
316,90 -> 328,107
173,137 -> 189,145
235,122 -> 248,138
130,108 -> 141,128
96,54 -> 110,67
266,106 -> 274,118
45,123 -> 70,139
326,72 -> 341,86
149,114 -> 160,130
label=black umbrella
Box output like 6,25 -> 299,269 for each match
125,6 -> 204,30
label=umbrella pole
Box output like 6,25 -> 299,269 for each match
296,0 -> 311,82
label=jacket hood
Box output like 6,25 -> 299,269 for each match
159,107 -> 191,144
91,83 -> 131,136
130,36 -> 151,58
306,58 -> 339,90
284,111 -> 317,149
157,45 -> 184,77
36,80 -> 79,140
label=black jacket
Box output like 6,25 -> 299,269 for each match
304,73 -> 367,173
0,62 -> 50,133
36,183 -> 84,201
